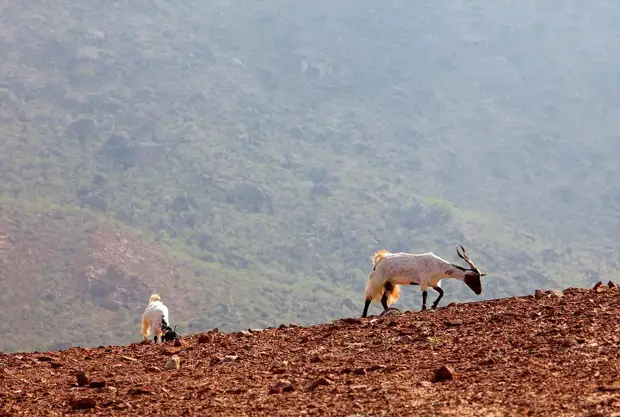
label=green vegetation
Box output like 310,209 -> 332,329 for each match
1,0 -> 619,351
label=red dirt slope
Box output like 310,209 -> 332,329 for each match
1,284 -> 619,416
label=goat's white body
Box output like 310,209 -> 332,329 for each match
141,300 -> 170,339
365,252 -> 462,302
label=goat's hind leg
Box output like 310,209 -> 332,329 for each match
431,286 -> 444,309
380,284 -> 400,314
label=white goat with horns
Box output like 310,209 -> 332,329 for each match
361,245 -> 487,318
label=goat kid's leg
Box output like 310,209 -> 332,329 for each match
153,335 -> 158,344
431,286 -> 444,309
421,290 -> 428,311
362,299 -> 371,318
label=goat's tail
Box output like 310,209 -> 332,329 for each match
148,294 -> 161,304
141,316 -> 150,338
371,249 -> 391,267
364,273 -> 401,306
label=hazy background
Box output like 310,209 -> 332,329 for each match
1,0 -> 619,351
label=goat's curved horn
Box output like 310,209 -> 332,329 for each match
456,244 -> 479,271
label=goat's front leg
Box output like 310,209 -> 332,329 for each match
421,290 -> 428,311
362,299 -> 371,318
431,286 -> 444,309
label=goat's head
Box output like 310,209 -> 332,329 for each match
456,244 -> 486,295
163,325 -> 180,342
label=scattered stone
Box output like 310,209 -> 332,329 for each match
139,340 -> 151,346
197,334 -> 210,344
146,366 -> 161,373
352,367 -> 367,375
173,338 -> 184,347
446,302 -> 458,309
432,365 -> 456,382
268,379 -> 295,394
339,318 -> 361,325
593,281 -> 603,290
88,380 -> 106,388
550,291 -> 564,298
37,356 -> 54,362
598,382 -> 620,392
121,356 -> 138,362
378,309 -> 401,317
534,289 -> 545,299
309,355 -> 322,363
305,377 -> 333,391
71,397 -> 96,409
278,324 -> 289,329
216,355 -> 239,365
128,387 -> 152,395
419,381 -> 432,387
444,319 -> 463,327
76,372 -> 90,387
608,281 -> 616,288
560,338 -> 576,348
164,355 -> 180,370
50,361 -> 62,369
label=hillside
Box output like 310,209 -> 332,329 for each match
2,0 -> 620,351
1,284 -> 619,416
0,199 -> 345,353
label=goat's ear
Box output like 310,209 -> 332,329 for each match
480,272 -> 487,276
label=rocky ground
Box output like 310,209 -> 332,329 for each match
1,283 -> 619,416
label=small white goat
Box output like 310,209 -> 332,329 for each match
141,294 -> 179,343
361,245 -> 487,318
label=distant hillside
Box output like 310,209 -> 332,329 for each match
1,0 -> 620,351
0,200 -> 349,352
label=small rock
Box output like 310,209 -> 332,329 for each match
352,367 -> 366,375
608,281 -> 616,288
378,309 -> 401,317
278,324 -> 289,329
444,319 -> 463,327
268,379 -> 295,394
432,365 -> 456,382
339,318 -> 361,325
139,340 -> 151,346
121,356 -> 138,362
593,281 -> 603,290
419,381 -> 432,387
305,377 -> 333,391
446,302 -> 457,309
50,361 -> 62,369
128,387 -> 152,395
217,355 -> 239,364
598,381 -> 620,392
197,334 -> 211,344
534,289 -> 545,299
165,355 -> 180,370
595,286 -> 606,294
146,366 -> 161,373
37,356 -> 54,362
561,338 -> 576,348
309,355 -> 321,363
77,372 -> 90,387
89,380 -> 106,388
550,291 -> 564,298
173,338 -> 184,347
71,398 -> 96,409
